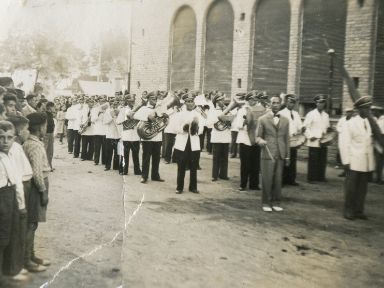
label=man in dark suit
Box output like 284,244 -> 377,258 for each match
256,95 -> 290,212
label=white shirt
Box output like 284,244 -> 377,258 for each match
164,107 -> 179,134
134,105 -> 162,142
103,108 -> 121,139
91,105 -> 107,136
304,109 -> 330,147
204,100 -> 215,128
208,108 -> 231,144
230,108 -> 239,132
0,152 -> 25,210
66,103 -> 82,130
340,115 -> 374,172
9,142 -> 33,182
116,106 -> 140,142
279,107 -> 303,136
80,105 -> 94,136
174,109 -> 203,151
235,105 -> 252,146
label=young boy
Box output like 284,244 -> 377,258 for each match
23,112 -> 51,271
0,121 -> 27,285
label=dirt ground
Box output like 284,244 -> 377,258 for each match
9,140 -> 384,288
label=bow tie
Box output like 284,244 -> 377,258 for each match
273,114 -> 280,118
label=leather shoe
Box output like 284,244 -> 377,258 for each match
140,178 -> 147,184
238,187 -> 246,191
176,190 -> 183,194
250,186 -> 260,191
290,182 -> 299,186
189,189 -> 200,194
220,177 -> 230,180
152,178 -> 165,182
25,261 -> 47,273
212,178 -> 217,182
344,214 -> 355,220
32,255 -> 51,266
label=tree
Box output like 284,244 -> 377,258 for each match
0,31 -> 87,86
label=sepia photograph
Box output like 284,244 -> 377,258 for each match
0,0 -> 383,287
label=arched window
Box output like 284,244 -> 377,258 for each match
373,0 -> 384,106
203,0 -> 234,97
169,6 -> 197,90
300,0 -> 347,114
251,0 -> 291,95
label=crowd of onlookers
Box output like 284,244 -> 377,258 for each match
0,77 -> 52,286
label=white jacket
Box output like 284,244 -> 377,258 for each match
279,107 -> 303,137
103,108 -> 121,139
116,106 -> 140,141
339,115 -> 374,172
208,108 -> 231,144
304,109 -> 330,147
134,105 -> 162,142
174,109 -> 203,151
91,105 -> 107,136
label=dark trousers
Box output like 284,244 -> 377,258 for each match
201,127 -> 212,153
307,146 -> 327,182
239,144 -> 260,189
212,143 -> 229,179
105,138 -> 119,170
375,150 -> 384,182
122,141 -> 141,175
176,138 -> 199,191
67,128 -> 75,153
344,170 -> 369,217
81,135 -> 95,160
230,131 -> 238,157
94,135 -> 106,165
73,130 -> 81,158
164,133 -> 176,163
283,147 -> 298,184
0,186 -> 17,279
142,141 -> 162,180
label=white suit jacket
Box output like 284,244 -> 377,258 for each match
339,115 -> 374,172
304,109 -> 330,147
174,109 -> 203,151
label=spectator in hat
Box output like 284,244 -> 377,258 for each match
23,112 -> 51,270
303,94 -> 331,183
0,77 -> 14,89
340,96 -> 375,220
0,86 -> 7,104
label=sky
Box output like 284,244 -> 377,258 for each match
0,0 -> 133,53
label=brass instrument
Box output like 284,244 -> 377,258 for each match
122,97 -> 147,130
214,94 -> 246,131
195,106 -> 208,119
137,93 -> 181,140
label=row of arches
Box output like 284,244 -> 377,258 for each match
169,0 -> 349,106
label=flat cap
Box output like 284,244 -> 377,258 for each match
354,96 -> 372,108
313,94 -> 328,103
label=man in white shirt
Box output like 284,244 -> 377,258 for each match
336,107 -> 355,177
279,94 -> 303,185
116,94 -> 142,175
80,98 -> 95,161
65,96 -> 82,158
22,94 -> 37,117
372,105 -> 384,184
134,91 -> 164,183
91,96 -> 108,165
173,93 -> 203,193
208,92 -> 232,181
340,96 -> 375,220
0,121 -> 28,284
103,99 -> 121,171
303,94 -> 330,182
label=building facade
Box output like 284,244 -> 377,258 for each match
130,0 -> 383,115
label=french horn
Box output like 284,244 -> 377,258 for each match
122,96 -> 147,130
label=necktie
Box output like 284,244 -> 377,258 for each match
273,114 -> 280,126
290,111 -> 294,120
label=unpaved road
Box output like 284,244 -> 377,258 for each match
10,140 -> 384,288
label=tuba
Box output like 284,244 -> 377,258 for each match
214,94 -> 246,131
137,93 -> 181,140
122,97 -> 147,130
